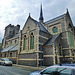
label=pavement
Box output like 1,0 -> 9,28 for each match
13,64 -> 45,70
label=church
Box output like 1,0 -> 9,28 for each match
1,5 -> 75,67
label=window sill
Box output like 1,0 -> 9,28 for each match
21,49 -> 35,54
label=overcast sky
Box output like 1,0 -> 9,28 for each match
0,0 -> 75,43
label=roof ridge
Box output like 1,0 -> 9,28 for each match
30,17 -> 51,34
52,34 -> 60,42
44,34 -> 60,46
44,13 -> 66,24
9,44 -> 18,51
10,44 -> 18,51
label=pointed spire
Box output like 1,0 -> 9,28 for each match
66,8 -> 68,11
29,13 -> 31,17
66,8 -> 69,13
66,8 -> 70,15
39,4 -> 44,23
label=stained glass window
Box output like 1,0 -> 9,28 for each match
52,27 -> 58,33
30,33 -> 34,49
23,35 -> 26,50
15,40 -> 17,44
69,32 -> 74,48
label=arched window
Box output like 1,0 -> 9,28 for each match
15,40 -> 17,44
6,42 -> 8,47
23,35 -> 26,50
30,33 -> 34,49
69,32 -> 74,47
52,27 -> 58,33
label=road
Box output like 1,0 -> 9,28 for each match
0,65 -> 38,75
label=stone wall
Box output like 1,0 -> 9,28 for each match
43,47 -> 53,55
18,53 -> 37,66
39,31 -> 51,51
44,57 -> 54,66
45,18 -> 65,35
18,53 -> 37,59
18,60 -> 37,67
43,47 -> 54,66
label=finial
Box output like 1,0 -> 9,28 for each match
29,13 -> 31,17
66,8 -> 69,13
66,8 -> 68,11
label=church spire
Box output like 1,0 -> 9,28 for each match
39,4 -> 44,23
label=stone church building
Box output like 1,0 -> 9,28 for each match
1,5 -> 75,67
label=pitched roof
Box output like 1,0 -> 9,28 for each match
44,14 -> 66,25
44,34 -> 59,46
31,17 -> 50,34
10,44 -> 18,51
1,44 -> 18,52
22,15 -> 50,34
13,34 -> 19,37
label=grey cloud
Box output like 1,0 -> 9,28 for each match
0,0 -> 75,43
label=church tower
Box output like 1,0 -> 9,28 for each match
39,4 -> 44,23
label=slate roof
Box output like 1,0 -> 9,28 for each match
44,14 -> 66,25
1,44 -> 18,52
44,34 -> 59,46
10,44 -> 18,51
31,17 -> 50,34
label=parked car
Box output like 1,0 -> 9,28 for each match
29,65 -> 75,75
0,58 -> 12,66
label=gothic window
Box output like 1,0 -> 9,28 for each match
69,32 -> 74,47
52,27 -> 58,33
5,53 -> 6,57
30,33 -> 34,49
15,40 -> 17,44
10,53 -> 12,57
23,35 -> 26,50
